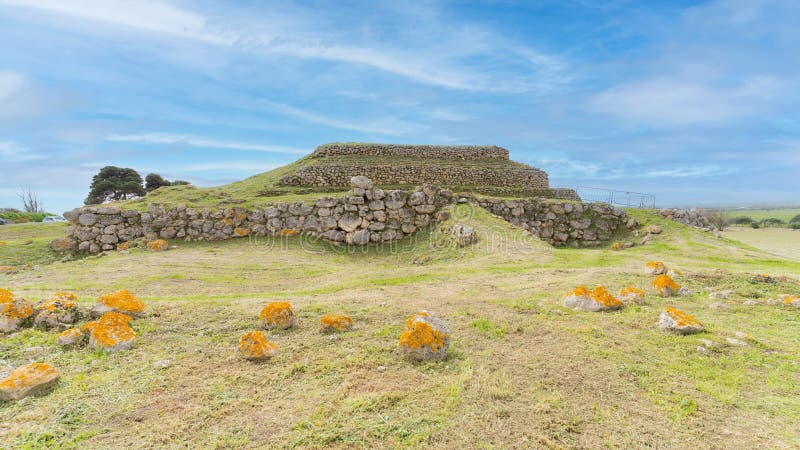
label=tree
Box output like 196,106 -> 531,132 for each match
17,186 -> 43,212
171,180 -> 190,186
145,173 -> 171,192
703,211 -> 730,231
85,166 -> 145,205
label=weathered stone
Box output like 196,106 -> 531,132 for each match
259,302 -> 295,330
347,229 -> 370,246
659,307 -> 704,334
397,312 -> 451,361
350,175 -> 373,190
0,363 -> 60,401
56,328 -> 85,347
320,314 -> 353,333
451,224 -> 477,247
338,214 -> 362,233
563,286 -> 623,312
239,330 -> 277,360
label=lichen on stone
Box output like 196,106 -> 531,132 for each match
95,289 -> 146,316
81,311 -> 136,352
56,327 -> 85,347
397,311 -> 451,361
238,330 -> 277,360
563,285 -> 623,311
619,286 -> 645,304
0,288 -> 14,304
146,239 -> 168,251
645,261 -> 668,275
116,241 -> 131,251
320,314 -> 353,333
653,274 -> 680,297
0,362 -> 61,401
277,228 -> 300,237
259,302 -> 295,329
233,227 -> 250,237
659,307 -> 703,334
784,296 -> 800,307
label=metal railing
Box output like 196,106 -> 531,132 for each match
576,186 -> 656,209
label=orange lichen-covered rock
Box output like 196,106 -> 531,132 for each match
659,307 -> 704,334
238,330 -> 278,361
0,241 -> 5,246
146,239 -> 168,251
116,241 -> 131,251
653,274 -> 680,297
320,314 -> 353,333
563,286 -> 623,312
277,228 -> 300,237
784,296 -> 800,307
619,287 -> 646,305
56,327 -> 85,347
645,261 -> 668,275
35,292 -> 80,329
397,311 -> 451,361
0,293 -> 34,333
259,302 -> 295,329
82,312 -> 136,352
0,266 -> 17,274
233,227 -> 250,237
92,289 -> 146,317
0,362 -> 60,401
610,242 -> 624,251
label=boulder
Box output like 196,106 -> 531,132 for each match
618,287 -> 645,305
644,225 -> 663,234
238,330 -> 278,361
319,314 -> 353,333
350,175 -> 373,190
563,286 -> 623,312
56,328 -> 85,347
146,239 -> 168,251
82,312 -> 136,352
91,289 -> 146,317
397,312 -> 451,361
50,238 -> 76,252
338,214 -> 362,233
784,296 -> 800,307
259,302 -> 295,329
0,363 -> 60,401
0,290 -> 34,333
347,229 -> 370,246
659,307 -> 704,334
35,292 -> 80,330
653,274 -> 680,297
451,224 -> 478,247
644,261 -> 668,275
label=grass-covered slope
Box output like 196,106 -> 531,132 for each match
2,207 -> 800,447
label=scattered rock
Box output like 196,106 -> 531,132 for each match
82,312 -> 136,352
563,286 -> 623,312
644,225 -> 663,235
783,296 -> 800,307
412,254 -> 432,265
699,338 -> 715,347
35,292 -> 80,330
320,314 -> 353,333
618,287 -> 645,305
50,237 -> 76,252
0,363 -> 60,401
154,359 -> 171,369
709,302 -> 731,310
146,239 -> 168,251
725,337 -> 748,346
350,175 -> 373,190
677,287 -> 692,296
644,261 -> 668,275
259,302 -> 295,330
0,289 -> 34,333
709,290 -> 733,300
397,312 -> 451,361
238,330 -> 277,361
751,274 -> 776,284
697,346 -> 710,355
91,289 -> 146,317
659,307 -> 704,334
451,224 -> 478,247
55,328 -> 85,347
734,331 -> 748,339
652,274 -> 680,297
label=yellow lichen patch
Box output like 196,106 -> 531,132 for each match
1,298 -> 33,320
0,241 -> 5,246
398,320 -> 448,351
39,292 -> 78,312
57,328 -> 83,340
238,330 -> 277,360
590,286 -> 622,307
82,312 -> 136,350
234,227 -> 250,237
0,288 -> 14,303
405,311 -> 430,329
320,314 -> 353,332
116,241 -> 131,251
0,266 -> 17,274
259,302 -> 295,329
277,228 -> 300,237
664,307 -> 701,328
610,242 -> 624,251
98,289 -> 146,314
619,286 -> 645,300
0,362 -> 60,401
653,274 -> 680,292
146,239 -> 168,251
565,286 -> 591,299
784,296 -> 800,306
645,261 -> 668,274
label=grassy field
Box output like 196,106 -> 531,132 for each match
724,208 -> 800,224
2,206 -> 800,448
723,227 -> 800,262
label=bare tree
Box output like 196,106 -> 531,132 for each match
703,210 -> 730,231
18,185 -> 43,213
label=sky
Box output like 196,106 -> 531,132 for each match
1,0 -> 798,214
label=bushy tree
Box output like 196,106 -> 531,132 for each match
145,173 -> 171,192
703,211 -> 730,231
85,166 -> 145,205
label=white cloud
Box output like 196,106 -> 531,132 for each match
260,100 -> 421,136
0,141 -> 46,161
106,133 -> 308,154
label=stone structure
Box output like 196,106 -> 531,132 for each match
63,177 -> 631,253
658,209 -> 711,229
277,142 -> 574,198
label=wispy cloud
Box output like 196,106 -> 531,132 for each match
175,161 -> 282,172
106,133 -> 308,154
260,100 -> 421,136
0,140 -> 46,161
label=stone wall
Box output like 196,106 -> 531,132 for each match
459,194 -> 635,247
310,143 -> 510,161
63,177 -> 630,253
658,209 -> 712,229
284,164 -> 549,190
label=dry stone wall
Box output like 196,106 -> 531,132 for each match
63,177 -> 630,253
458,193 -> 633,247
310,143 -> 510,160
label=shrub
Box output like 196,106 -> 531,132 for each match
731,216 -> 754,225
760,218 -> 785,227
703,211 -> 729,231
751,222 -> 760,229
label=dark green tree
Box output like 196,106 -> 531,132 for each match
171,180 -> 191,186
145,173 -> 171,192
85,166 -> 145,205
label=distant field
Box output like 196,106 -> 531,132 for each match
724,208 -> 800,223
723,226 -> 800,261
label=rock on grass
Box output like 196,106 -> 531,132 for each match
0,363 -> 60,401
659,307 -> 704,335
397,312 -> 451,361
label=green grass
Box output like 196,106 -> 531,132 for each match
2,205 -> 800,448
724,208 -> 800,224
0,211 -> 55,223
0,223 -> 68,266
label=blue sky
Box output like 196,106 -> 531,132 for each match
1,0 -> 798,214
